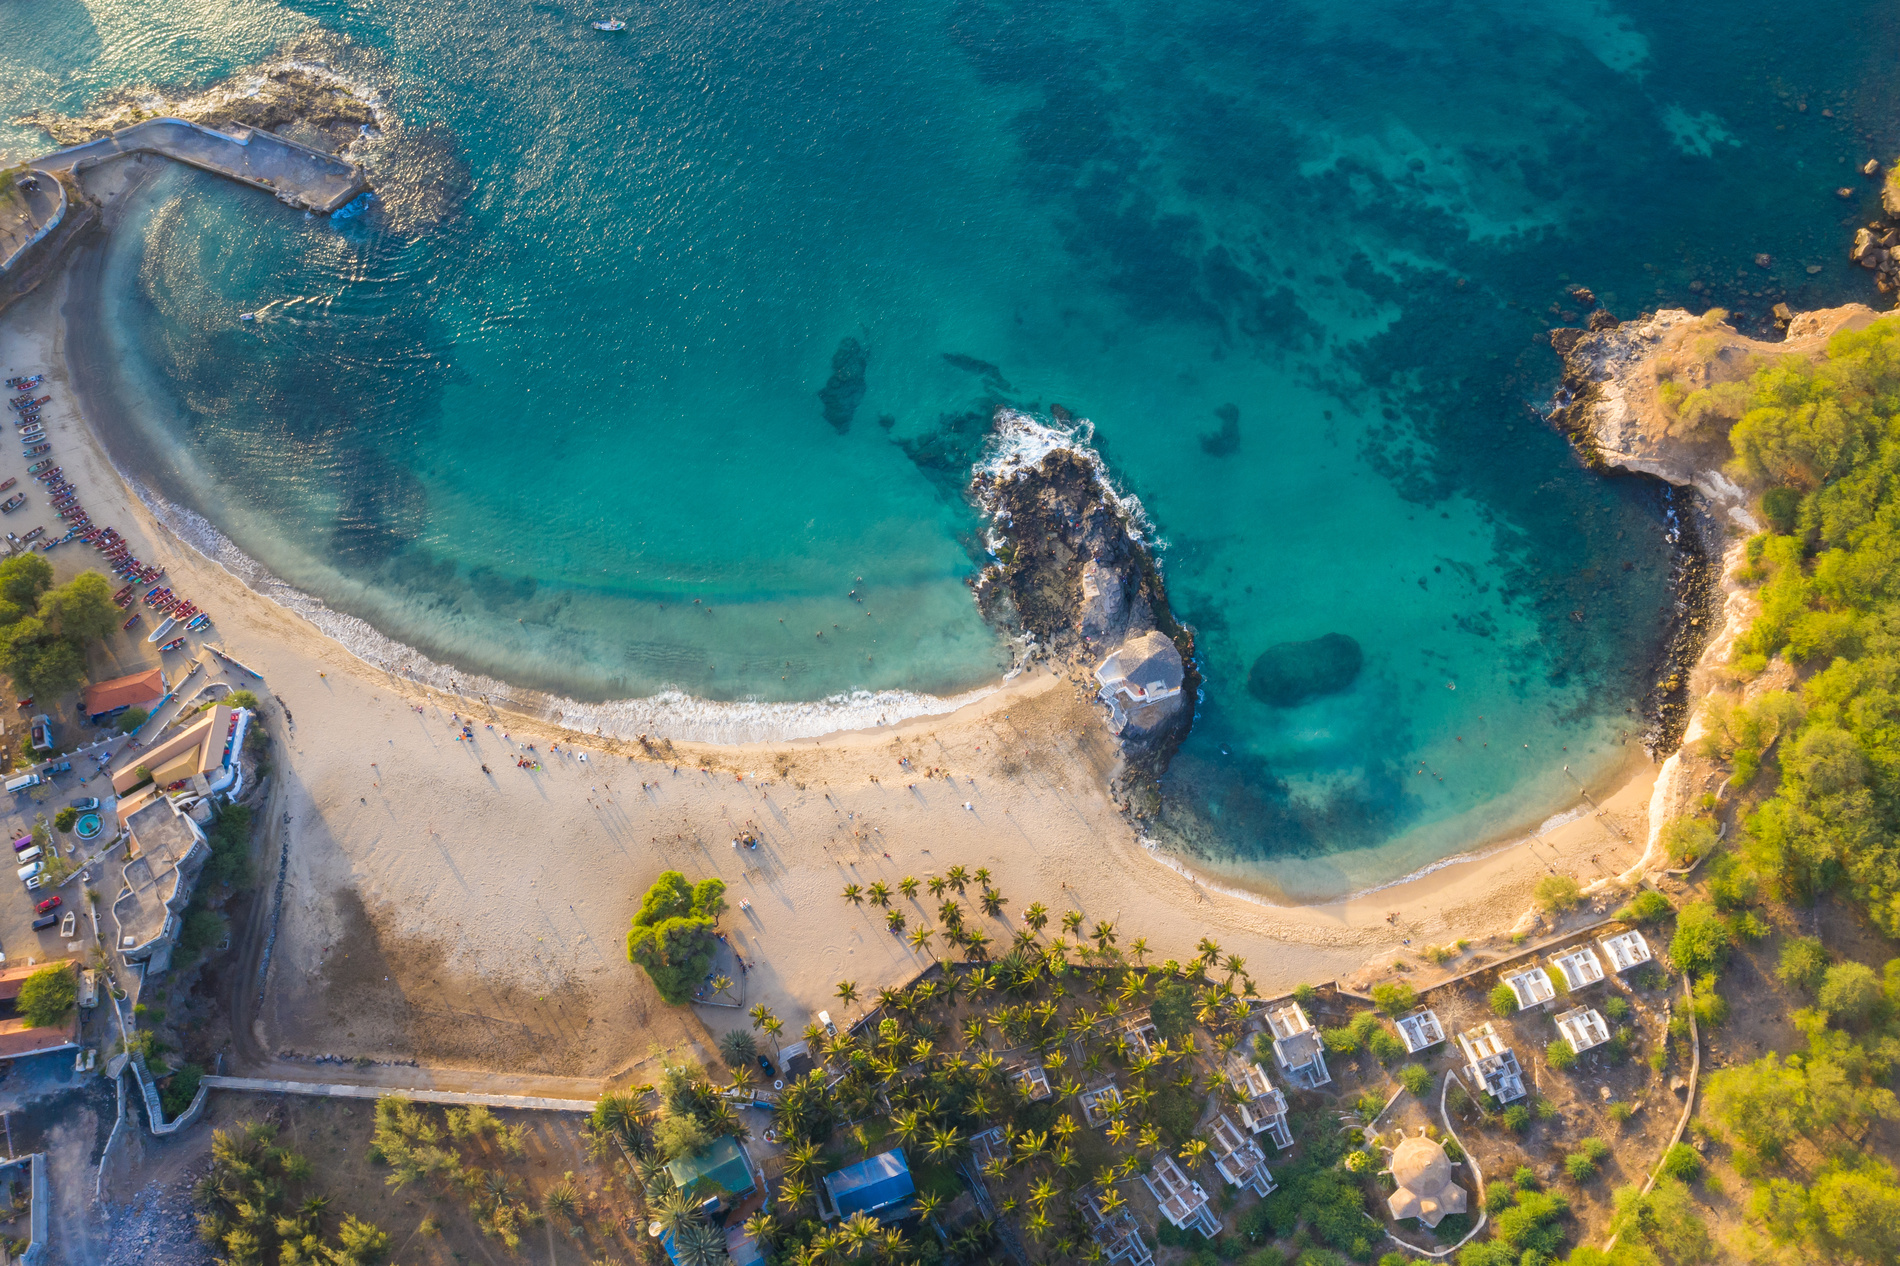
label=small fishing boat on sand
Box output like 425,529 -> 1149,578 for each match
0,496 -> 24,514
186,614 -> 211,631
592,18 -> 626,29
22,528 -> 43,543
160,638 -> 187,652
146,616 -> 176,644
0,479 -> 16,494
22,445 -> 48,458
122,613 -> 139,630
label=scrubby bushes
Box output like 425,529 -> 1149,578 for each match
1488,983 -> 1518,1016
1535,874 -> 1582,913
16,964 -> 74,1027
1614,889 -> 1673,924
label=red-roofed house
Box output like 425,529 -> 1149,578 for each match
83,667 -> 167,723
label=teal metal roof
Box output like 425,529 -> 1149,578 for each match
665,1134 -> 755,1200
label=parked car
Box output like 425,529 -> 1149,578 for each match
34,896 -> 58,915
29,914 -> 54,931
42,762 -> 70,775
15,861 -> 41,883
757,1054 -> 776,1077
15,847 -> 40,867
23,876 -> 41,892
2,773 -> 39,794
68,798 -> 98,811
9,836 -> 30,853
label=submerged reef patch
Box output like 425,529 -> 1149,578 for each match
1247,632 -> 1362,707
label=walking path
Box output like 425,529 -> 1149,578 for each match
201,1075 -> 597,1113
34,118 -> 366,214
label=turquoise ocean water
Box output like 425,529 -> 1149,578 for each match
0,0 -> 1892,897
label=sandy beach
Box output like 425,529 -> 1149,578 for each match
0,215 -> 1662,1090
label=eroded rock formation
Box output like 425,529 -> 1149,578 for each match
969,414 -> 1196,786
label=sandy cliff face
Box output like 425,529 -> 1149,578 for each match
1550,304 -> 1882,873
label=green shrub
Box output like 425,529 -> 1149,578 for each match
1604,996 -> 1631,1022
1535,874 -> 1583,913
1662,817 -> 1718,865
1690,974 -> 1728,1026
1371,982 -> 1417,1016
17,965 -> 75,1027
1368,1027 -> 1406,1064
1608,1102 -> 1633,1126
1546,1038 -> 1578,1071
1669,901 -> 1732,974
1817,960 -> 1882,1025
1775,935 -> 1830,992
1615,889 -> 1674,924
52,807 -> 75,832
1292,983 -> 1318,1007
1658,1143 -> 1703,1183
1489,982 -> 1518,1016
225,689 -> 259,711
159,1063 -> 203,1117
1399,1064 -> 1432,1097
1502,1105 -> 1530,1134
116,707 -> 147,734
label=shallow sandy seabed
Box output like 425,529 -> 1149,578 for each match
0,255 -> 1660,1091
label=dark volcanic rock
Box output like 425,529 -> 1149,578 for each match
818,337 -> 868,433
1247,633 -> 1362,707
971,418 -> 1196,785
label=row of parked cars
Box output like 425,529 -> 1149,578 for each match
14,798 -> 98,926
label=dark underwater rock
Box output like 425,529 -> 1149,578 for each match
1248,633 -> 1362,707
942,352 -> 1013,392
1199,403 -> 1240,456
818,337 -> 868,433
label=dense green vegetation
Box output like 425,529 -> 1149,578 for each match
194,1120 -> 391,1265
0,555 -> 119,699
15,963 -> 74,1027
626,870 -> 727,1004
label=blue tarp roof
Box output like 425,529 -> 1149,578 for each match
823,1148 -> 914,1218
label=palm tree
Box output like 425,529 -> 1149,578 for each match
867,880 -> 891,906
748,1003 -> 774,1030
945,864 -> 969,892
1023,901 -> 1049,932
1105,1118 -> 1130,1146
898,875 -> 920,898
1128,936 -> 1149,965
927,875 -> 948,897
742,1212 -> 776,1245
710,974 -> 736,1003
842,883 -> 864,904
925,1123 -> 965,1163
885,908 -> 906,932
1028,1176 -> 1058,1209
1179,1137 -> 1211,1169
762,1015 -> 784,1053
653,1189 -> 701,1237
1090,921 -> 1117,951
908,926 -> 935,958
777,1176 -> 811,1209
785,1141 -> 822,1177
980,888 -> 1007,916
1137,1124 -> 1161,1152
1061,910 -> 1084,934
835,979 -> 859,1013
1098,1185 -> 1127,1216
937,899 -> 963,927
1026,1209 -> 1052,1242
914,1190 -> 945,1229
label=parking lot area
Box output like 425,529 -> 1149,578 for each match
0,763 -> 119,966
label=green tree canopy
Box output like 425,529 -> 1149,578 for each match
0,567 -> 123,700
627,871 -> 727,1005
16,964 -> 74,1027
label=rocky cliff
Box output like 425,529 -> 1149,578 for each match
969,412 -> 1196,785
1548,303 -> 1884,877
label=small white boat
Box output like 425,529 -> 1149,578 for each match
592,18 -> 626,30
146,616 -> 176,644
239,312 -> 256,322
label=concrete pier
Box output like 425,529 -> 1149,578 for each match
33,117 -> 367,214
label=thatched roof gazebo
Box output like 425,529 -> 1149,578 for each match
1385,1133 -> 1467,1228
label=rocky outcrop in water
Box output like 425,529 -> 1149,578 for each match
819,337 -> 868,433
970,414 -> 1196,785
1248,632 -> 1361,707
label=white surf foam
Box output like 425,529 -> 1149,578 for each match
122,477 -> 1000,746
977,408 -> 1159,548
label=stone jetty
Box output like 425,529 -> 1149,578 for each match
34,117 -> 368,214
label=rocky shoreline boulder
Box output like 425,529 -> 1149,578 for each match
969,417 -> 1196,787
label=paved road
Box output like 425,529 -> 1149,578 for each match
0,173 -> 61,268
